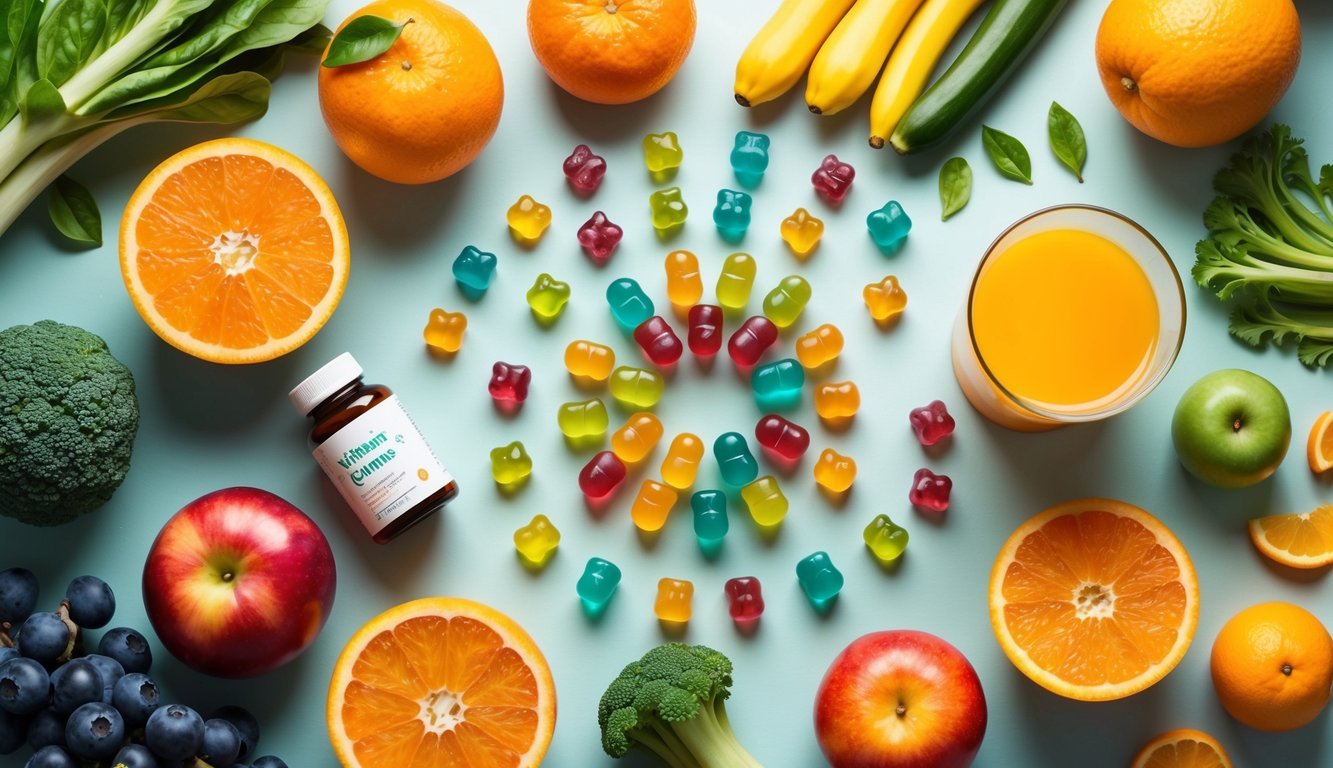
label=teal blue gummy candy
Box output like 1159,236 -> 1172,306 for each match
796,551 -> 844,607
867,201 -> 912,254
649,187 -> 689,234
751,358 -> 804,411
691,490 -> 729,545
730,131 -> 770,189
713,189 -> 752,244
576,557 -> 621,616
606,278 -> 654,330
713,432 -> 758,487
452,245 -> 497,300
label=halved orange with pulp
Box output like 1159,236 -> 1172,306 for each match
327,598 -> 556,767
1131,728 -> 1232,768
1248,505 -> 1333,569
1308,411 -> 1333,473
989,498 -> 1199,701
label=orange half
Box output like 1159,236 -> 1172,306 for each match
1131,728 -> 1232,768
1308,411 -> 1333,473
120,138 -> 349,364
1249,505 -> 1333,569
989,498 -> 1199,701
327,597 -> 556,768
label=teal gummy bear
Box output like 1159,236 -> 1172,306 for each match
751,358 -> 804,411
867,201 -> 912,254
642,131 -> 683,174
649,187 -> 688,235
691,490 -> 729,552
606,277 -> 654,330
796,551 -> 844,609
452,245 -> 496,300
730,131 -> 770,189
526,273 -> 570,319
576,557 -> 622,617
713,189 -> 752,244
713,432 -> 758,487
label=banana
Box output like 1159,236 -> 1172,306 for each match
734,0 -> 857,108
806,0 -> 927,116
869,0 -> 988,147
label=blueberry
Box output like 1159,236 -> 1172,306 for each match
111,673 -> 159,728
0,568 -> 38,626
16,612 -> 69,666
64,702 -> 124,760
252,756 -> 288,768
82,654 -> 124,702
0,657 -> 51,715
144,704 -> 203,760
208,705 -> 259,761
24,745 -> 79,768
200,718 -> 242,766
26,706 -> 65,750
98,627 -> 152,674
0,647 -> 16,664
64,577 -> 114,630
0,706 -> 27,754
110,742 -> 159,767
50,659 -> 101,715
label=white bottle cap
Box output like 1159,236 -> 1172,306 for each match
289,352 -> 363,415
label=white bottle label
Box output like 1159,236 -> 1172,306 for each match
312,395 -> 452,536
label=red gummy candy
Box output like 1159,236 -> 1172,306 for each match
580,450 -> 626,498
578,211 -> 623,265
811,154 -> 855,205
909,400 -> 955,446
633,315 -> 683,366
488,361 -> 531,403
687,304 -> 723,357
724,576 -> 764,622
909,468 -> 951,513
727,316 -> 778,367
563,144 -> 606,195
754,414 -> 809,461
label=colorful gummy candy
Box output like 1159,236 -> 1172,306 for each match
557,399 -> 609,440
730,131 -> 770,188
506,194 -> 552,243
714,432 -> 758,487
796,551 -> 844,608
607,277 -> 655,330
634,316 -> 683,366
563,143 -> 606,195
654,578 -> 693,623
724,576 -> 764,623
664,250 -> 703,308
863,514 -> 909,564
642,131 -> 683,175
488,361 -> 531,404
751,358 -> 804,411
909,400 -> 956,446
611,412 -> 664,463
631,480 -> 678,532
754,414 -> 810,461
423,308 -> 467,353
490,441 -> 533,486
526,273 -> 570,319
713,189 -> 752,243
649,187 -> 688,235
864,275 -> 907,322
741,475 -> 787,528
564,340 -> 616,382
577,557 -> 621,616
579,451 -> 626,498
608,366 -> 665,409
578,211 -> 623,265
812,154 -> 855,205
452,245 -> 496,300
727,316 -> 778,367
780,208 -> 823,258
513,514 -> 559,567
795,323 -> 843,369
687,304 -> 723,357
813,381 -> 860,421
867,200 -> 912,253
814,448 -> 856,493
660,433 -> 704,489
762,275 -> 811,329
909,468 -> 952,513
716,252 -> 756,312
691,490 -> 728,548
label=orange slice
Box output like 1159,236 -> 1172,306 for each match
989,498 -> 1199,701
327,597 -> 555,768
1131,728 -> 1232,768
120,138 -> 349,364
1308,411 -> 1333,473
1248,505 -> 1333,569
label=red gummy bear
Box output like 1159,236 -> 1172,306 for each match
909,468 -> 951,513
811,154 -> 855,205
563,144 -> 606,195
577,211 -> 623,265
909,400 -> 956,446
488,361 -> 531,403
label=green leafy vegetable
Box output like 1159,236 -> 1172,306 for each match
1193,124 -> 1333,366
322,14 -> 405,67
982,125 -> 1031,184
938,156 -> 971,221
46,174 -> 100,244
1047,101 -> 1085,182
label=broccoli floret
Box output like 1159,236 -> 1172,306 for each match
0,320 -> 139,526
598,643 -> 762,768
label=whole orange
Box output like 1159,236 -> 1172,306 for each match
318,0 -> 503,184
1094,0 -> 1301,148
1210,602 -> 1333,732
527,0 -> 696,105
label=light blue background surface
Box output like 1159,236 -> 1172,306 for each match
1,1 -> 1331,765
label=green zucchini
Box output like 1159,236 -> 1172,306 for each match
889,0 -> 1069,155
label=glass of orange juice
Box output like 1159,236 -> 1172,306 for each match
951,205 -> 1186,431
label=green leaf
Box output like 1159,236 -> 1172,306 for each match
105,0 -> 158,46
285,21 -> 330,53
142,0 -> 281,69
1048,101 -> 1086,182
37,0 -> 107,86
46,174 -> 100,244
981,125 -> 1032,185
104,68 -> 269,123
322,14 -> 404,67
938,156 -> 971,221
20,77 -> 65,124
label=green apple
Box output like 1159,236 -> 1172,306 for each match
1171,369 -> 1290,488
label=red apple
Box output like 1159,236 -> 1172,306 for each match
814,630 -> 987,768
142,487 -> 336,678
